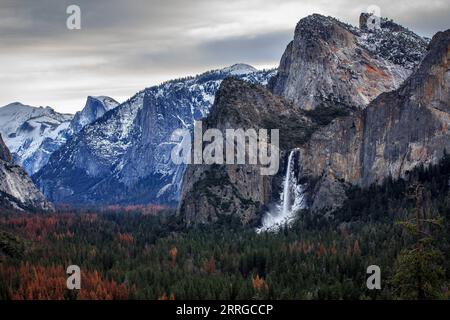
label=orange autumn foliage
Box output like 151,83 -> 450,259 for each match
158,292 -> 175,300
76,270 -> 130,300
159,292 -> 167,300
286,240 -> 337,256
103,204 -> 167,215
252,275 -> 268,293
316,244 -> 328,257
353,240 -> 361,256
169,246 -> 178,266
117,232 -> 134,244
0,215 -> 66,241
330,242 -> 337,255
0,263 -> 131,300
202,256 -> 216,274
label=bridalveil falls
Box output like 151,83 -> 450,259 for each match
257,149 -> 306,232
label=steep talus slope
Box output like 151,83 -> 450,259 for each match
178,78 -> 310,225
0,133 -> 53,211
34,65 -> 275,205
299,29 -> 450,210
269,14 -> 426,110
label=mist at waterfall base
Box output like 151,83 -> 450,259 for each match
257,150 -> 306,233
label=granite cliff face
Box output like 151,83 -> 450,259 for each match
299,29 -> 450,210
178,78 -> 310,225
0,134 -> 53,211
0,134 -> 12,163
269,14 -> 427,110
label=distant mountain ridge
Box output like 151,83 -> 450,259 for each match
34,64 -> 275,205
0,96 -> 119,175
0,103 -> 72,175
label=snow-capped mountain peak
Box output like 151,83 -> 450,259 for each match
0,102 -> 71,138
0,95 -> 119,175
68,96 -> 120,134
91,96 -> 119,111
221,63 -> 258,75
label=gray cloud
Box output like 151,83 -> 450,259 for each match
0,0 -> 448,113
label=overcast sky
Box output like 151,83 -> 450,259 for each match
0,0 -> 448,114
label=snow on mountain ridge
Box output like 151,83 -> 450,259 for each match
355,13 -> 429,70
0,96 -> 119,175
220,63 -> 258,75
0,102 -> 73,174
68,96 -> 120,134
0,102 -> 72,137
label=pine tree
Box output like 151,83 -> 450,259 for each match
391,184 -> 446,299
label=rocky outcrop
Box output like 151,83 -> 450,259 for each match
269,14 -> 426,110
300,29 -> 450,210
0,133 -> 53,211
0,134 -> 12,163
178,78 -> 310,225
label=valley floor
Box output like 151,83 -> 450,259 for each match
1,156 -> 450,300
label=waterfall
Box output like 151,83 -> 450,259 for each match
281,150 -> 295,217
257,149 -> 306,233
